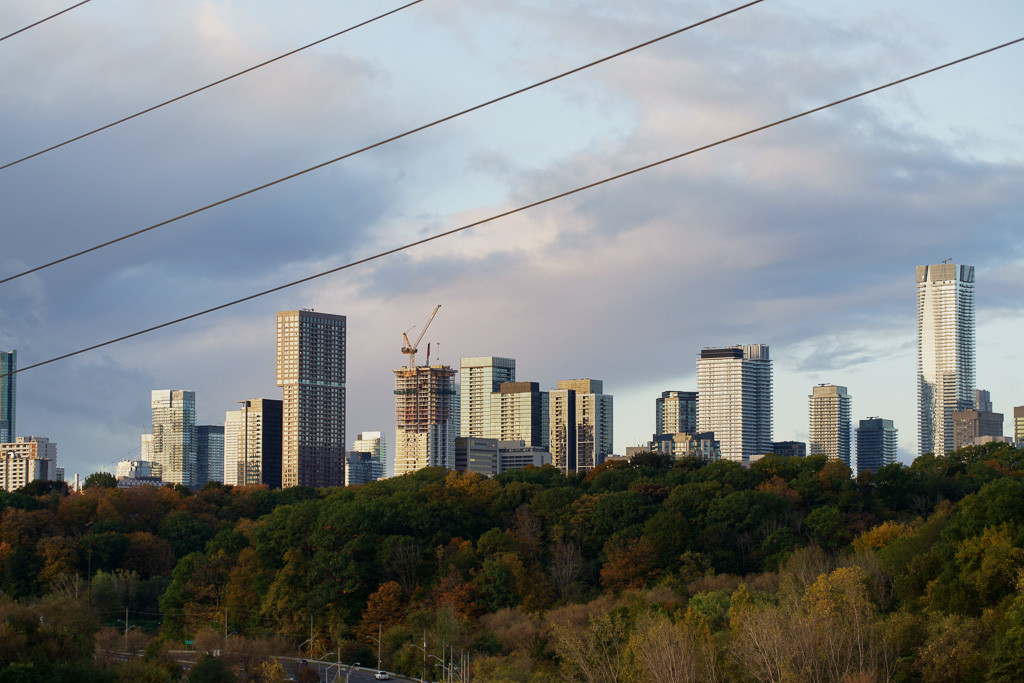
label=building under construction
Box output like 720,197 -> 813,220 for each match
394,364 -> 457,475
394,305 -> 457,475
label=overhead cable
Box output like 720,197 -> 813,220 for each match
0,0 -> 92,43
0,0 -> 426,171
4,35 -> 1021,380
0,0 -> 767,285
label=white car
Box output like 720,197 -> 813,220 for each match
374,673 -> 389,681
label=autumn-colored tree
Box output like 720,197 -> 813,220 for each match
479,608 -> 542,655
913,613 -> 986,682
625,613 -> 717,683
755,475 -> 802,508
851,520 -> 914,553
35,536 -> 79,587
431,574 -> 481,622
600,537 -> 660,593
359,580 -> 407,642
554,609 -> 630,683
436,537 -> 477,583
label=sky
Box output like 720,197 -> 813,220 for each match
1,0 -> 1022,477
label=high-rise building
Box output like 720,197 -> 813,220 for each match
196,425 -> 224,486
696,344 -> 773,462
277,310 -> 346,488
917,263 -> 975,456
394,364 -> 457,475
655,391 -> 697,436
493,382 -> 549,448
549,379 -> 612,473
140,433 -> 153,461
1015,407 -> 1024,446
0,350 -> 15,444
549,388 -> 576,473
855,418 -> 898,474
353,431 -> 387,481
952,409 -> 1003,451
224,399 -> 283,488
1,436 -> 57,492
151,390 -> 196,487
975,389 -> 993,413
574,390 -> 613,472
460,357 -> 516,438
808,384 -> 852,466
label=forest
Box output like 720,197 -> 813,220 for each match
4,442 -> 1024,682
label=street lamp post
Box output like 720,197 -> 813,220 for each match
410,632 -> 427,683
366,622 -> 383,672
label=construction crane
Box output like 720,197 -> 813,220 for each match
402,305 -> 441,368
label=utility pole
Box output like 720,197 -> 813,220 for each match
225,608 -> 228,641
85,522 -> 93,610
124,605 -> 129,653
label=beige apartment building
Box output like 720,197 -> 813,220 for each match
1,436 -> 57,492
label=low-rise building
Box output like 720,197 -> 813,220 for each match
454,438 -> 552,476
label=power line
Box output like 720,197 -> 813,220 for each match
0,0 -> 92,43
0,0 -> 427,172
4,35 -> 1020,381
0,0 -> 766,285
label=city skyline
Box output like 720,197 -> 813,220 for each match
2,1 -> 1022,474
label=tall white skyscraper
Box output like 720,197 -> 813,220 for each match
151,390 -> 196,487
917,264 -> 975,456
696,345 -> 773,463
460,357 -> 515,438
808,384 -> 852,466
277,310 -> 346,488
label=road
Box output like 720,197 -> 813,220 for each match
167,652 -> 417,683
286,657 -> 417,683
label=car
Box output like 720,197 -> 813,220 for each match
374,672 -> 389,680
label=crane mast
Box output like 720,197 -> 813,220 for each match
401,305 -> 441,368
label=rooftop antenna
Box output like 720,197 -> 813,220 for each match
942,257 -> 953,263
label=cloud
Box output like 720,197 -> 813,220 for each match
2,0 -> 1022,473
